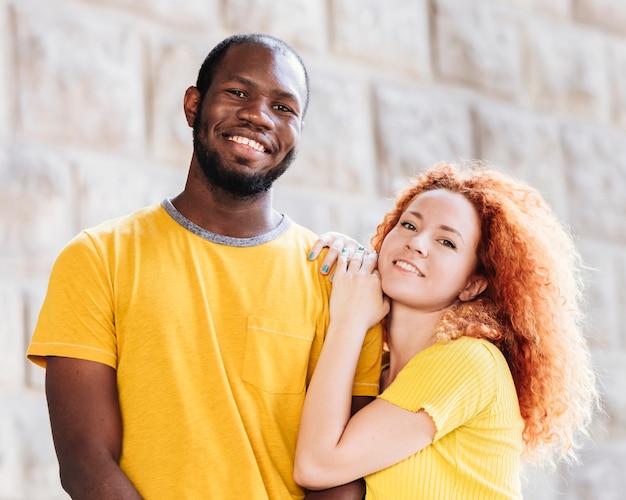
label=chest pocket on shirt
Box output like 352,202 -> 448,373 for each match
243,316 -> 315,394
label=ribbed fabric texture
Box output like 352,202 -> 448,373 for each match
366,337 -> 524,499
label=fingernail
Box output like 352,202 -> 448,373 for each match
330,274 -> 334,282
341,248 -> 347,253
308,252 -> 315,260
358,246 -> 365,251
321,265 -> 329,273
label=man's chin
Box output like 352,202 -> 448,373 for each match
194,139 -> 294,197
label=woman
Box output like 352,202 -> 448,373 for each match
295,161 -> 598,499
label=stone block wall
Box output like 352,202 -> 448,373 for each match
0,0 -> 624,498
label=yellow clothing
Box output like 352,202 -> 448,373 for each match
28,200 -> 382,500
368,337 -> 523,500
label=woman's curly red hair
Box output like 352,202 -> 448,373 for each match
371,161 -> 598,465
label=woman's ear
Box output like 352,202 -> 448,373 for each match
458,274 -> 488,302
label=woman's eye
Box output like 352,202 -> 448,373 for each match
400,221 -> 416,231
439,239 -> 456,249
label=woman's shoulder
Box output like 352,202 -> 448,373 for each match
415,337 -> 505,374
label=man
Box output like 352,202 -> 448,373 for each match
27,34 -> 382,499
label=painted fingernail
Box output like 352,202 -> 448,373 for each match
321,265 -> 329,273
330,274 -> 334,282
358,246 -> 365,251
308,252 -> 315,260
341,248 -> 347,253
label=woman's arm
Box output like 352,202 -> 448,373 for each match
294,251 -> 435,490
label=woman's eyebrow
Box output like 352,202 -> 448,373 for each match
406,210 -> 464,243
406,210 -> 423,221
439,224 -> 464,243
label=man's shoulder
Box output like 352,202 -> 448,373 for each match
283,217 -> 318,241
61,203 -> 166,255
83,203 -> 164,236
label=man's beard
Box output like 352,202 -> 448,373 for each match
193,112 -> 297,198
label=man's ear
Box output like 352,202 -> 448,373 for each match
458,274 -> 488,302
183,86 -> 200,127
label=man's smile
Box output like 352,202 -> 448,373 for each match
227,135 -> 267,153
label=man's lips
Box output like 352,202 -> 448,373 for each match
226,135 -> 268,153
393,259 -> 425,277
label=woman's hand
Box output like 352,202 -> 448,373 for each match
329,249 -> 389,333
308,232 -> 365,275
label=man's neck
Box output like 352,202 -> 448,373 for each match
171,182 -> 282,239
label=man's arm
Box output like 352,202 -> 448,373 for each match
46,356 -> 142,499
304,480 -> 365,500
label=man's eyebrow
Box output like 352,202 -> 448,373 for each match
224,74 -> 256,88
406,210 -> 465,243
224,75 -> 301,106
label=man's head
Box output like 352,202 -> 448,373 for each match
184,34 -> 309,198
196,34 -> 310,118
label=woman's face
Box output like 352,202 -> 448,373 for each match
378,189 -> 484,313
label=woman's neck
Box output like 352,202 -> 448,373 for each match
382,305 -> 445,391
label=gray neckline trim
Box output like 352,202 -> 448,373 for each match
161,198 -> 291,247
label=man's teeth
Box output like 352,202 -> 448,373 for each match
229,135 -> 266,152
395,260 -> 424,277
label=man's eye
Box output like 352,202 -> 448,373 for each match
273,104 -> 293,113
228,90 -> 245,98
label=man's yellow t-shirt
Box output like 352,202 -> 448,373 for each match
28,200 -> 382,499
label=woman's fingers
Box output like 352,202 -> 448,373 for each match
322,240 -> 346,275
362,250 -> 378,274
308,232 -> 366,275
347,247 -> 365,271
346,248 -> 378,274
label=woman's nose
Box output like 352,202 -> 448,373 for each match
405,234 -> 428,257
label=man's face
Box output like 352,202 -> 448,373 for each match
192,43 -> 307,197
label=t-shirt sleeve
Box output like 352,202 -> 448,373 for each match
27,231 -> 118,369
352,322 -> 384,397
312,258 -> 383,399
378,338 -> 500,440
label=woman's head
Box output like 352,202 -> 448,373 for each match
377,188 -> 487,313
373,161 -> 598,464
372,162 -> 565,310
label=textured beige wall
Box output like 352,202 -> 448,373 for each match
1,0 -> 625,498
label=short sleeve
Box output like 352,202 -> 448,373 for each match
379,337 -> 502,440
27,230 -> 118,369
352,322 -> 384,396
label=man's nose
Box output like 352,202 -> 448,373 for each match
237,97 -> 275,129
